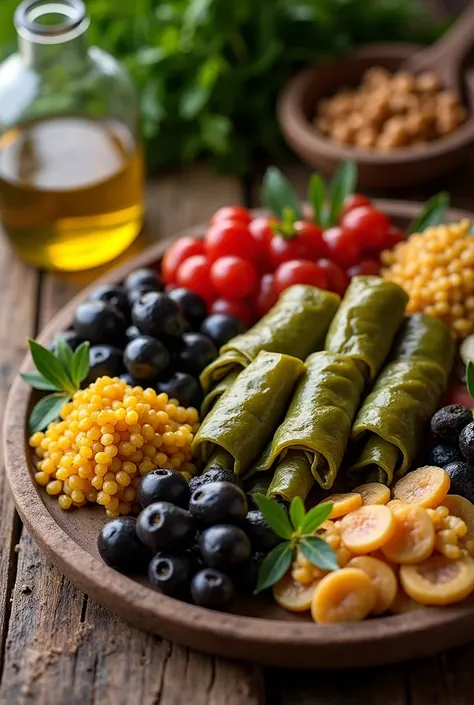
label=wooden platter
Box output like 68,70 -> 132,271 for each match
4,200 -> 474,670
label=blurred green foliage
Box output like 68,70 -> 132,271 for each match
0,0 -> 442,173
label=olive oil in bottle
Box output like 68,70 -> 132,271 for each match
0,0 -> 144,270
0,116 -> 144,270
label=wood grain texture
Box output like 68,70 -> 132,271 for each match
0,166 -> 265,705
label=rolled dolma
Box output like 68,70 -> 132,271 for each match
192,351 -> 305,475
351,359 -> 446,484
199,370 -> 239,418
256,351 -> 365,493
325,275 -> 408,380
391,313 -> 454,382
200,285 -> 340,394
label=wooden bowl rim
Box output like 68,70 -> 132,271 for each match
277,42 -> 474,166
5,199 -> 474,667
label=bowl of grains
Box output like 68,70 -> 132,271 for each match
278,44 -> 474,188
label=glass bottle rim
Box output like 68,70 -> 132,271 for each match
14,0 -> 89,44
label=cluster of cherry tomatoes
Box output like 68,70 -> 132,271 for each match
161,195 -> 405,326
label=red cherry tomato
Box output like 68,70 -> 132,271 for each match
210,256 -> 258,299
274,260 -> 328,295
249,216 -> 277,264
161,236 -> 205,284
323,227 -> 361,269
176,255 -> 215,303
268,235 -> 309,269
205,222 -> 259,263
211,298 -> 255,328
341,193 -> 372,218
209,206 -> 252,226
293,221 -> 328,259
382,225 -> 406,250
347,259 -> 381,278
317,259 -> 349,297
255,273 -> 278,317
341,206 -> 390,250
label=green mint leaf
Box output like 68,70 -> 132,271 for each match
467,361 -> 474,401
299,536 -> 338,572
29,392 -> 71,434
70,342 -> 90,389
289,496 -> 305,530
308,173 -> 326,227
408,192 -> 450,234
254,542 -> 293,594
28,339 -> 75,393
21,371 -> 60,391
54,337 -> 74,372
261,167 -> 302,221
251,492 -> 293,539
300,502 -> 333,535
328,160 -> 357,226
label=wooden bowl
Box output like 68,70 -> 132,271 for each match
278,44 -> 474,188
5,200 -> 474,670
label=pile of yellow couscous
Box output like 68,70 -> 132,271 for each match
29,376 -> 199,518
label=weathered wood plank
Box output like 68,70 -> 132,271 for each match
0,165 -> 264,705
0,236 -> 38,672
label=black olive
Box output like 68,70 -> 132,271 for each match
136,502 -> 195,553
459,421 -> 474,464
148,553 -> 192,597
200,314 -> 245,348
189,482 -> 248,525
191,569 -> 234,611
86,345 -> 124,384
428,444 -> 463,468
189,468 -> 244,495
137,469 -> 190,509
199,524 -> 251,571
124,268 -> 163,292
172,332 -> 217,376
132,291 -> 186,339
73,301 -> 125,347
430,405 -> 473,444
444,461 -> 474,504
167,288 -> 207,329
156,372 -> 202,409
245,509 -> 281,552
89,283 -> 129,320
98,517 -> 151,573
124,335 -> 170,382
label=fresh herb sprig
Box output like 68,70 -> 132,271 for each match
408,192 -> 450,234
252,494 -> 338,594
261,161 -> 357,236
466,361 -> 474,401
22,339 -> 90,433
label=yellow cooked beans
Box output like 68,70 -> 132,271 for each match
382,220 -> 474,340
29,376 -> 199,517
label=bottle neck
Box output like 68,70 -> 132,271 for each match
15,0 -> 89,70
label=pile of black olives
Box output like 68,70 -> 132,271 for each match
54,267 -> 246,409
429,404 -> 474,502
98,468 -> 281,611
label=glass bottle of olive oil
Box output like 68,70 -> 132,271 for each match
0,0 -> 144,271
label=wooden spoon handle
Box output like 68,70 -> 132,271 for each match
402,4 -> 474,94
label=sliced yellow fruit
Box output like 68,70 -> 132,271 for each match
311,568 -> 376,623
340,505 -> 396,554
347,556 -> 398,614
322,493 -> 363,519
382,504 -> 435,564
354,482 -> 391,506
273,572 -> 319,612
392,466 -> 450,509
400,555 -> 474,605
443,495 -> 474,534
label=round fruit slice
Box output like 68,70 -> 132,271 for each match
392,466 -> 450,508
353,483 -> 390,506
340,505 -> 396,554
322,493 -> 363,519
400,555 -> 474,605
387,499 -> 402,508
382,504 -> 435,564
273,572 -> 319,612
311,567 -> 376,623
347,556 -> 398,614
390,586 -> 425,614
443,494 -> 474,534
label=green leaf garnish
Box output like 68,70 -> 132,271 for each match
28,339 -> 75,394
467,361 -> 474,401
300,502 -> 334,535
408,192 -> 450,234
289,496 -> 305,530
308,174 -> 326,227
20,371 -> 60,391
261,167 -> 302,222
299,536 -> 339,571
70,342 -> 90,389
327,160 -> 357,226
254,496 -> 337,593
254,542 -> 293,594
24,337 -> 91,432
29,392 -> 71,434
252,492 -> 293,539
